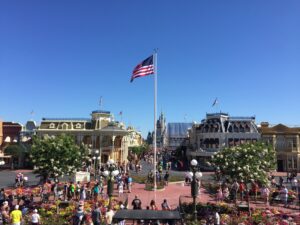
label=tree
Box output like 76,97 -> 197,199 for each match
128,144 -> 148,162
30,134 -> 88,181
210,142 -> 276,186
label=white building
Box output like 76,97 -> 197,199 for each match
187,113 -> 261,168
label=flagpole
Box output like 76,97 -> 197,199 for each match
153,50 -> 157,193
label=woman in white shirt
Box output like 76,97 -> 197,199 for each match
31,209 -> 40,225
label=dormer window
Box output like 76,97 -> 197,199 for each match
75,123 -> 81,129
62,123 -> 68,130
49,123 -> 55,129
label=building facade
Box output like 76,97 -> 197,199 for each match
260,123 -> 300,172
167,122 -> 193,151
0,121 -> 23,167
37,110 -> 129,164
187,113 -> 261,168
127,126 -> 143,148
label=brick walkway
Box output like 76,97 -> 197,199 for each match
120,181 -> 300,216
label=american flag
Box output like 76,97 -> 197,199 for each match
130,55 -> 154,82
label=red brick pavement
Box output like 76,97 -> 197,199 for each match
121,181 -> 299,217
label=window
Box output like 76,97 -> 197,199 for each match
292,137 -> 297,148
49,123 -> 55,129
62,123 -> 68,130
288,159 -> 292,169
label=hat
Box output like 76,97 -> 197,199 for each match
34,209 -> 38,213
15,205 -> 19,210
3,201 -> 8,206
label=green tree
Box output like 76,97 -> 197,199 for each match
30,134 -> 88,181
210,142 -> 276,185
128,144 -> 148,162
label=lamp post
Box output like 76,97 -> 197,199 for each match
190,159 -> 202,222
91,149 -> 100,180
103,159 -> 119,208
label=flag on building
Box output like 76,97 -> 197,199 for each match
212,98 -> 218,107
130,55 -> 154,82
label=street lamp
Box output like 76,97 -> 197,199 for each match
103,159 -> 119,207
190,159 -> 202,222
91,149 -> 100,179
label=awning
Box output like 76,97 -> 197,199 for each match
113,209 -> 182,221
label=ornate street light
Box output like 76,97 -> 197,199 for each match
102,159 -> 119,207
190,159 -> 202,222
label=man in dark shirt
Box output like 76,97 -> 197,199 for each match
131,195 -> 142,209
91,203 -> 101,225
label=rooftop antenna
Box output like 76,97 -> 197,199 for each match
30,110 -> 34,120
184,114 -> 187,122
99,96 -> 103,111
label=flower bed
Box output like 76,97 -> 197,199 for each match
181,202 -> 300,225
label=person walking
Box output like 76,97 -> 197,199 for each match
105,207 -> 115,225
127,175 -> 132,193
261,186 -> 270,206
92,183 -> 99,201
164,171 -> 169,186
10,205 -> 22,225
131,195 -> 142,210
230,180 -> 239,203
239,181 -> 246,201
31,209 -> 40,225
80,185 -> 87,201
280,185 -> 288,207
91,203 -> 102,225
73,205 -> 85,225
214,210 -> 220,225
251,180 -> 259,202
118,180 -> 124,197
216,186 -> 223,202
161,199 -> 171,211
1,201 -> 10,225
150,200 -> 158,210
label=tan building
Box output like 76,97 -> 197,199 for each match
260,123 -> 300,172
127,126 -> 142,147
37,110 -> 129,164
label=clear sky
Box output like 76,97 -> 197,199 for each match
1,0 -> 300,137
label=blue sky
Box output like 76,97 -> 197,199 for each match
1,0 -> 300,137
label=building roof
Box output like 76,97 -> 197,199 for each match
167,123 -> 193,137
260,123 -> 300,134
42,118 -> 91,121
92,110 -> 111,114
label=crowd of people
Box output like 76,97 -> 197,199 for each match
214,175 -> 299,208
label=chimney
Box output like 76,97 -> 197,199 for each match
260,122 -> 269,128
